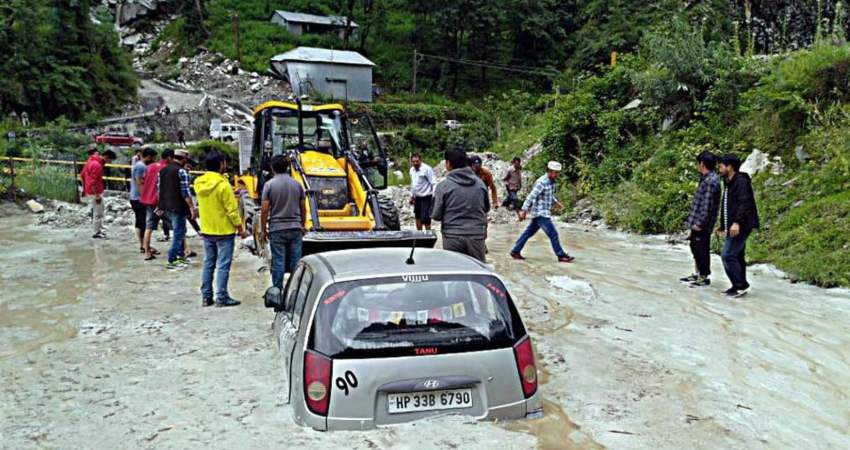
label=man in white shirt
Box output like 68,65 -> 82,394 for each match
409,153 -> 436,230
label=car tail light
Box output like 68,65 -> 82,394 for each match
513,336 -> 538,398
304,350 -> 332,416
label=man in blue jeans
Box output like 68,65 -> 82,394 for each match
261,155 -> 306,289
156,149 -> 196,269
194,151 -> 246,307
510,161 -> 575,263
717,154 -> 760,298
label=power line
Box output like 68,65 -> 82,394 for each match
416,52 -> 560,77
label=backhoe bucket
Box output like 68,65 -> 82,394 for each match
302,230 -> 438,255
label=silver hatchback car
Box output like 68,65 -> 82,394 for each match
265,248 -> 542,431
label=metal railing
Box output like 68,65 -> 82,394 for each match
2,157 -> 207,203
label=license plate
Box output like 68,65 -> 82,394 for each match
387,388 -> 473,414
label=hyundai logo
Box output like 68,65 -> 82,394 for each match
423,379 -> 440,389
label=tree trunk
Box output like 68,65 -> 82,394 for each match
194,0 -> 209,37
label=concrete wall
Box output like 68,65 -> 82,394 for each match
91,110 -> 216,143
275,61 -> 372,102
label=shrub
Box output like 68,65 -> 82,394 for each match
16,161 -> 77,203
187,140 -> 239,165
741,43 -> 850,150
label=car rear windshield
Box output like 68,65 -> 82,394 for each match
309,275 -> 526,359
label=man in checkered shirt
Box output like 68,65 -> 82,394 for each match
510,161 -> 575,263
680,151 -> 721,287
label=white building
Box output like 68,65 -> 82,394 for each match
270,10 -> 358,39
271,47 -> 375,102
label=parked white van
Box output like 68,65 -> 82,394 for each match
210,121 -> 251,142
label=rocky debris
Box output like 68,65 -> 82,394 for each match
741,149 -> 784,176
383,186 -> 414,225
25,200 -> 44,214
38,194 -> 134,230
388,153 -> 535,227
665,232 -> 690,246
794,145 -> 811,162
164,51 -> 291,107
573,197 -> 605,228
112,0 -> 168,26
523,142 -> 544,161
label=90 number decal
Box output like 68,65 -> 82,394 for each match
335,370 -> 358,396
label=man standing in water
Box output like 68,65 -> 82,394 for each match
718,154 -> 759,298
470,155 -> 499,209
80,148 -> 116,239
262,155 -> 306,290
195,151 -> 246,307
502,157 -> 523,212
140,149 -> 173,260
157,149 -> 195,269
431,147 -> 490,262
130,148 -> 157,253
510,161 -> 574,263
409,153 -> 436,231
680,151 -> 721,287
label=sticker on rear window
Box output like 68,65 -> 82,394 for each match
451,303 -> 466,318
416,310 -> 428,324
357,307 -> 369,322
402,275 -> 430,283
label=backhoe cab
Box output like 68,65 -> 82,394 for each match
238,100 -> 437,256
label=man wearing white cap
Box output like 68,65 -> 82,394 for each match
510,161 -> 575,263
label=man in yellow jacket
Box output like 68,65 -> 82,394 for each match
194,151 -> 246,307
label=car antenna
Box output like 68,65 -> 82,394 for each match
406,239 -> 417,265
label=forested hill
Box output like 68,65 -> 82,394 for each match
3,1 -> 850,120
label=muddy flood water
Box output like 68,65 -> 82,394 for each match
1,210 -> 848,449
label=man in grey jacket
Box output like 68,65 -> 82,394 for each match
431,146 -> 490,262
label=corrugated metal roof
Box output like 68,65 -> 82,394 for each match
272,10 -> 359,28
271,47 -> 375,67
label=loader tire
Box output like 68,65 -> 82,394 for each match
377,195 -> 401,231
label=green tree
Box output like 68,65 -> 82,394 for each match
0,0 -> 136,121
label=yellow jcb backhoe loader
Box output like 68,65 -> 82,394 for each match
236,100 -> 437,256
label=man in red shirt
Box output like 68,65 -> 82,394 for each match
80,148 -> 116,239
140,148 -> 174,260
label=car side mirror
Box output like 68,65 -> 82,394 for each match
264,287 -> 282,309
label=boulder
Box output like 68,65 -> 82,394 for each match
122,33 -> 143,46
622,99 -> 642,110
740,149 -> 767,174
26,200 -> 44,214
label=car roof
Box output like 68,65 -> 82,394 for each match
307,248 -> 493,280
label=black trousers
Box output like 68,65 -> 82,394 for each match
689,228 -> 712,277
722,230 -> 751,290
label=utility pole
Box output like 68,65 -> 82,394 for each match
411,50 -> 418,95
233,12 -> 241,63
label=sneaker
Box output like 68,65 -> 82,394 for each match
729,288 -> 749,298
215,297 -> 241,308
510,252 -> 526,260
166,260 -> 188,270
558,255 -> 576,263
92,232 -> 107,240
689,276 -> 711,287
679,274 -> 699,284
721,287 -> 736,296
202,297 -> 214,307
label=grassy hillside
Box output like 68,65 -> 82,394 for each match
520,25 -> 850,287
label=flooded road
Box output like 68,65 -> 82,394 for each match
1,212 -> 848,449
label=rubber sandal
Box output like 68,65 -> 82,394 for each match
144,255 -> 157,261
